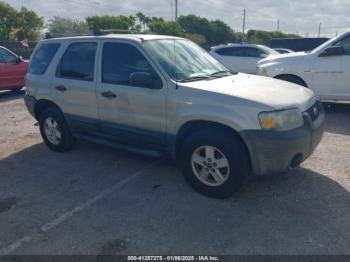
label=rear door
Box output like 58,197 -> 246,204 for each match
0,47 -> 24,89
53,41 -> 99,133
96,40 -> 167,148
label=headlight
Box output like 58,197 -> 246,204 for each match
258,67 -> 268,76
259,108 -> 304,131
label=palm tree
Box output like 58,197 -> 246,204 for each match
136,12 -> 146,32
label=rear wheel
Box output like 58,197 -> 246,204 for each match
39,107 -> 75,152
180,129 -> 249,198
275,75 -> 307,87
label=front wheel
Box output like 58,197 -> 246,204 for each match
39,107 -> 75,152
180,129 -> 249,198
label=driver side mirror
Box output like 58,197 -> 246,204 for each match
260,53 -> 268,58
129,72 -> 154,89
319,46 -> 345,57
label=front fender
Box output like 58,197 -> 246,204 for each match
168,102 -> 262,136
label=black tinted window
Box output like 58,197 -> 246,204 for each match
0,48 -> 17,63
334,36 -> 350,55
216,47 -> 245,56
244,47 -> 265,58
102,42 -> 161,87
57,42 -> 97,81
29,43 -> 60,75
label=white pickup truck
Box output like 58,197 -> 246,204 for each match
258,31 -> 350,101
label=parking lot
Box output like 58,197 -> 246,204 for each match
0,90 -> 349,255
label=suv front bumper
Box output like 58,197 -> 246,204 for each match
24,94 -> 37,118
240,101 -> 325,176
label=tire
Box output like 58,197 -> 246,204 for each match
275,75 -> 307,87
180,129 -> 249,199
39,107 -> 75,152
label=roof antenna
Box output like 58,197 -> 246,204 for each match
171,0 -> 179,89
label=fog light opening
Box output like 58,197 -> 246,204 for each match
291,154 -> 303,168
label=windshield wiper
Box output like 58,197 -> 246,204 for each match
178,75 -> 211,82
209,70 -> 236,78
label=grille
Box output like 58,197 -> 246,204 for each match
306,101 -> 321,122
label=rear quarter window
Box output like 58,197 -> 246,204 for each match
29,43 -> 60,75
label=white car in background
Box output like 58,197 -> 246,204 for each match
258,31 -> 350,101
274,48 -> 294,54
210,43 -> 280,74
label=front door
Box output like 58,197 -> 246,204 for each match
0,47 -> 24,89
96,41 -> 167,148
243,47 -> 266,74
312,34 -> 350,100
332,35 -> 350,100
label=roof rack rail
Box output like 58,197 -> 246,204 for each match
44,32 -> 90,39
93,29 -> 135,36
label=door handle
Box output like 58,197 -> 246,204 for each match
101,91 -> 117,99
56,85 -> 67,92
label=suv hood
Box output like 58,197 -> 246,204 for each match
258,51 -> 308,66
179,73 -> 315,112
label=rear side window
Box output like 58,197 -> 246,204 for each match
57,42 -> 97,81
29,43 -> 60,75
216,47 -> 245,57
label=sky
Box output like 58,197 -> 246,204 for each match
7,0 -> 350,37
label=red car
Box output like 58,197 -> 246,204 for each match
0,46 -> 29,92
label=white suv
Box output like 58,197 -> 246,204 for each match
258,31 -> 350,101
210,43 -> 279,74
25,34 -> 324,198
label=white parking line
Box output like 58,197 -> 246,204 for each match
0,236 -> 32,255
0,163 -> 156,255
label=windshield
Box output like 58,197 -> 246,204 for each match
310,32 -> 349,53
310,38 -> 336,53
259,45 -> 280,55
143,39 -> 230,82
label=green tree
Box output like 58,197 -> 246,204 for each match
178,15 -> 238,45
247,30 -> 300,45
136,12 -> 146,32
48,16 -> 90,36
148,20 -> 185,37
0,2 -> 43,41
17,7 -> 44,41
86,15 -> 135,32
0,1 -> 17,40
207,19 -> 238,45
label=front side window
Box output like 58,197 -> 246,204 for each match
57,42 -> 97,81
102,42 -> 161,87
0,47 -> 18,63
333,36 -> 350,55
144,39 -> 229,81
29,43 -> 60,75
244,47 -> 264,58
